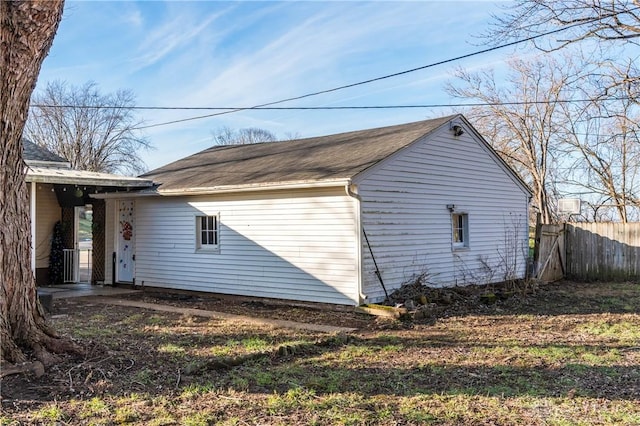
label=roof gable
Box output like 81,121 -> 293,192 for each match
142,115 -> 457,192
353,114 -> 532,197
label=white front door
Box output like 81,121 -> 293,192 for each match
116,200 -> 135,283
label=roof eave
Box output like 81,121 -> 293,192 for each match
159,177 -> 352,195
93,177 -> 352,199
25,160 -> 72,169
26,175 -> 153,188
25,169 -> 154,188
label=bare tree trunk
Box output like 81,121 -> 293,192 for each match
1,0 -> 82,367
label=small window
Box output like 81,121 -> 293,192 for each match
452,213 -> 469,249
196,215 -> 219,250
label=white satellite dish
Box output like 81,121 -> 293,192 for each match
558,198 -> 581,214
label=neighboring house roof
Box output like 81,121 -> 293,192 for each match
23,138 -> 69,165
142,115 -> 459,193
22,138 -> 153,188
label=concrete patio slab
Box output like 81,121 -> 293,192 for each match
37,283 -> 139,299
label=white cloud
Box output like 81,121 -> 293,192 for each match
129,6 -> 228,71
178,3 -> 437,107
120,5 -> 143,29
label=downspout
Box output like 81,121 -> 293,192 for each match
345,183 -> 368,305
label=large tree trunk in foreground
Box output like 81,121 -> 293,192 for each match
1,0 -> 81,368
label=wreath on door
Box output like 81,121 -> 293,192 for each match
121,221 -> 132,240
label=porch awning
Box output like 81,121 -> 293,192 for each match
26,166 -> 153,188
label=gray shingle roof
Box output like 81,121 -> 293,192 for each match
23,139 -> 68,163
142,115 -> 457,192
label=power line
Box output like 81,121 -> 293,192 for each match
133,40 -> 564,128
31,6 -> 640,130
130,7 -> 639,130
30,96 -> 634,111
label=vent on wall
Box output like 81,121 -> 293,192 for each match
450,122 -> 464,137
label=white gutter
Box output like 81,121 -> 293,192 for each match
345,181 -> 367,305
93,178 -> 352,199
91,190 -> 158,200
25,171 -> 153,187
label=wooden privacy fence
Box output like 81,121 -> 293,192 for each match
535,222 -> 640,281
565,223 -> 640,281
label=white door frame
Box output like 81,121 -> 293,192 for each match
73,206 -> 82,250
70,206 -> 83,282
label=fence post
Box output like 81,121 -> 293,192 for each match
532,213 -> 542,276
557,223 -> 566,276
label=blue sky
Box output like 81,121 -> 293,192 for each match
37,1 -> 514,172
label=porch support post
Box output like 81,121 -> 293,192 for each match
30,182 -> 36,272
92,199 -> 106,284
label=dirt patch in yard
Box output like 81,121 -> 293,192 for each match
115,279 -> 639,327
115,290 -> 375,329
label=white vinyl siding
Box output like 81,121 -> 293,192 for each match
130,188 -> 359,305
355,125 -> 530,302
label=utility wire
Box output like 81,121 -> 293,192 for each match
129,8 -> 639,130
130,35 -> 572,128
31,96 -> 635,111
31,6 -> 640,130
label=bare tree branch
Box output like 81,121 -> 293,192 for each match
211,126 -> 278,146
487,0 -> 640,51
446,55 -> 579,223
25,80 -> 151,175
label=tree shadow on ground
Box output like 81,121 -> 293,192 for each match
4,325 -> 638,405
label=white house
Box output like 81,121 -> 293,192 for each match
97,115 -> 532,305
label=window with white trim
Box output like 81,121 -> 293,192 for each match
196,215 -> 219,250
452,213 -> 469,249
